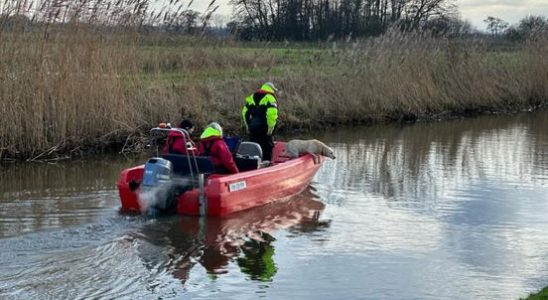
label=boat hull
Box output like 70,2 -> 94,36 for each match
117,143 -> 325,217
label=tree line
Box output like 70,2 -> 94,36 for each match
495,15 -> 548,41
227,0 -> 472,40
1,0 -> 546,41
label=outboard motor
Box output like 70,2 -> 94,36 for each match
140,158 -> 180,214
142,157 -> 173,190
140,157 -> 194,215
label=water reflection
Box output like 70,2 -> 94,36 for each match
314,112 -> 548,203
236,233 -> 277,281
0,155 -> 142,196
1,111 -> 548,299
132,187 -> 328,285
306,111 -> 548,299
0,156 -> 141,238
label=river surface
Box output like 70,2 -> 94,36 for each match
1,111 -> 548,300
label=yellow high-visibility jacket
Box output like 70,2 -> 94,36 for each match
241,84 -> 278,135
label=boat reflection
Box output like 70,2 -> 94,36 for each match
134,186 -> 329,284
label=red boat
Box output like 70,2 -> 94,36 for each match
117,128 -> 326,217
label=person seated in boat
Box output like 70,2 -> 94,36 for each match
162,119 -> 197,155
198,122 -> 239,174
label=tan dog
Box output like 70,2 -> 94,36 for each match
283,139 -> 336,164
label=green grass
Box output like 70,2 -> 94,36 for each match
132,44 -> 346,87
136,66 -> 288,85
523,287 -> 548,300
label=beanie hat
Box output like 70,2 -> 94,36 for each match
179,119 -> 194,130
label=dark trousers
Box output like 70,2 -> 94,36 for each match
249,132 -> 274,161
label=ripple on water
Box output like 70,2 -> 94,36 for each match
0,190 -> 121,239
0,216 -> 188,299
2,112 -> 548,300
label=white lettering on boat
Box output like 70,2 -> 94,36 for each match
229,181 -> 247,192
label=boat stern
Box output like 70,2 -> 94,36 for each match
117,165 -> 144,213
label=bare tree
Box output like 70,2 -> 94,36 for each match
230,0 -> 456,40
484,16 -> 509,36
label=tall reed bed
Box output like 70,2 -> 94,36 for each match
276,31 -> 548,127
1,1 -> 547,160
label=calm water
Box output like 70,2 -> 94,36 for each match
1,111 -> 548,299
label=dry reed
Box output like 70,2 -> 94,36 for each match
1,1 -> 547,160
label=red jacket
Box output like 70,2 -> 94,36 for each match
162,131 -> 197,155
198,137 -> 239,174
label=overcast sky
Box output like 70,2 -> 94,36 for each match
191,0 -> 548,31
458,0 -> 548,29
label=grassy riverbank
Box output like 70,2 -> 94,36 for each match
523,287 -> 548,300
1,25 -> 547,160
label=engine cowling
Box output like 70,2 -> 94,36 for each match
142,157 -> 173,190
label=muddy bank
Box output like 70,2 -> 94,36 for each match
2,105 -> 546,162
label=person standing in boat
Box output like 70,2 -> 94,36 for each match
162,119 -> 197,155
198,122 -> 239,174
241,82 -> 279,161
